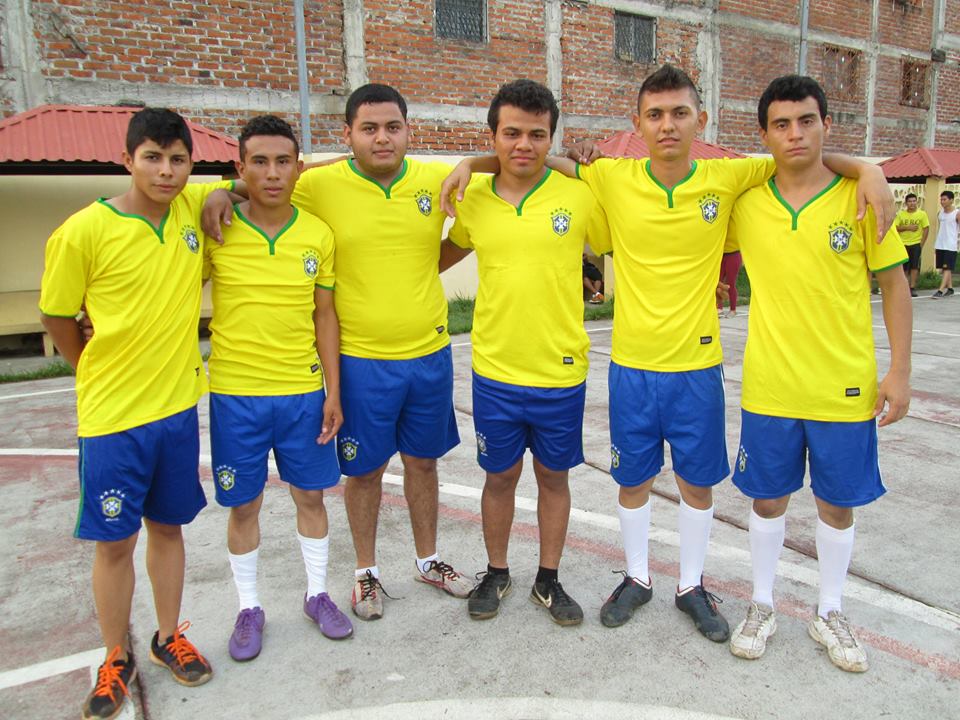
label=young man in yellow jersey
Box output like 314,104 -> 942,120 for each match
439,79 -> 609,625
894,192 -> 929,296
202,84 -> 473,621
442,64 -> 892,643
725,75 -> 911,673
203,115 -> 352,662
40,109 -> 220,719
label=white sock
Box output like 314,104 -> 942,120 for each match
816,519 -> 855,618
678,499 -> 714,591
749,510 -> 786,608
416,553 -> 438,575
356,565 -> 379,579
298,532 -> 329,598
617,501 -> 651,584
228,547 -> 260,611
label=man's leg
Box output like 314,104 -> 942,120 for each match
400,453 -> 438,561
481,459 -> 523,568
344,463 -> 387,572
675,475 -> 714,592
227,494 -> 264,611
92,534 -> 140,660
813,498 -> 855,619
143,519 -> 186,642
533,458 -> 570,569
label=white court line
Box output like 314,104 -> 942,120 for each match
0,387 -> 74,402
0,648 -> 102,691
3,449 -> 958,635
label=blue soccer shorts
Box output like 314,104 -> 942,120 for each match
75,406 -> 206,541
732,409 -> 885,507
337,346 -> 459,476
210,389 -> 341,507
472,372 -> 586,474
608,362 -> 729,487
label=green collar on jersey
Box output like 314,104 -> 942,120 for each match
347,158 -> 408,198
234,204 -> 299,255
645,160 -> 698,209
768,174 -> 841,231
491,167 -> 552,216
97,198 -> 169,242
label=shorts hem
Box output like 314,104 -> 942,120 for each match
531,453 -> 583,473
810,487 -> 886,508
397,438 -> 460,462
611,464 -> 663,487
732,478 -> 804,500
142,504 -> 205,527
74,526 -> 141,542
478,453 -> 525,474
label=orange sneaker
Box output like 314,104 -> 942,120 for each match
82,646 -> 136,720
149,620 -> 213,686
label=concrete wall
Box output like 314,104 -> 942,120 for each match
2,0 -> 958,155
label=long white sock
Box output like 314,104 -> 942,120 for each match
749,510 -> 786,608
228,547 -> 260,611
816,519 -> 855,618
356,565 -> 379,579
678,499 -> 714,591
617,501 -> 651,584
416,553 -> 438,575
298,532 -> 329,598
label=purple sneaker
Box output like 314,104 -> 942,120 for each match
304,592 -> 354,640
228,607 -> 265,662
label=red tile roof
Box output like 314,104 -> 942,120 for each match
879,147 -> 960,183
0,104 -> 239,165
597,130 -> 747,160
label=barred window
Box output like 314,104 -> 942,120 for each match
614,12 -> 655,64
900,59 -> 931,109
436,0 -> 485,43
821,46 -> 861,103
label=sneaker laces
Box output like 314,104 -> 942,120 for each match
233,609 -> 259,643
742,603 -> 772,635
694,585 -> 723,615
93,647 -> 130,701
546,578 -> 574,604
424,559 -> 461,581
825,612 -> 860,649
165,620 -> 207,668
356,570 -> 396,601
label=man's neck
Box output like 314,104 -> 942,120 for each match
648,156 -> 693,189
495,166 -> 547,207
110,187 -> 170,227
773,160 -> 836,207
240,200 -> 294,234
355,157 -> 405,189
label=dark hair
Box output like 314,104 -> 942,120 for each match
758,75 -> 828,129
904,193 -> 918,201
126,107 -> 193,156
487,79 -> 559,136
345,83 -> 408,125
943,190 -> 956,200
637,64 -> 701,110
238,115 -> 300,160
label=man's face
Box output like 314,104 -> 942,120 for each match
906,196 -> 918,212
941,194 -> 953,210
343,102 -> 409,179
633,87 -> 706,163
123,139 -> 193,205
759,97 -> 831,170
237,134 -> 302,209
491,104 -> 552,181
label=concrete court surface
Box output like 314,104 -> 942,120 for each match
1,293 -> 958,720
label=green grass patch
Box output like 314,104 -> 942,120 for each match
0,358 -> 75,384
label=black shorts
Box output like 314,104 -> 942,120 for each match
583,265 -> 603,282
935,249 -> 958,271
904,243 -> 922,270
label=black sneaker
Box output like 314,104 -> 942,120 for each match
600,571 -> 653,628
933,290 -> 944,298
83,647 -> 136,720
910,288 -> 918,297
149,621 -> 213,687
467,571 -> 512,620
675,580 -> 729,642
530,578 -> 583,626
870,287 -> 880,295
947,288 -> 955,296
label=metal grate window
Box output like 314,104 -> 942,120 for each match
900,59 -> 930,108
821,46 -> 861,103
614,12 -> 655,64
436,0 -> 486,43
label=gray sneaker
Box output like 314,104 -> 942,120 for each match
415,559 -> 475,598
600,571 -> 652,628
351,570 -> 386,621
530,578 -> 583,626
809,610 -> 868,672
467,571 -> 512,620
729,602 -> 777,660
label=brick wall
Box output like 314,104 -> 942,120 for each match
2,0 -> 958,154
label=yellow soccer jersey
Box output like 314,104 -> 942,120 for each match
727,176 -> 907,422
204,205 -> 335,395
39,181 -> 231,437
577,156 -> 774,371
893,208 -> 929,246
290,159 -> 450,360
448,169 -> 610,387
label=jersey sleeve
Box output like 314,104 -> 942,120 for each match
919,211 -> 930,229
725,213 -> 741,253
447,215 -> 472,249
291,167 -> 323,214
863,207 -> 908,271
39,218 -> 91,317
315,222 -> 336,290
728,157 -> 776,195
574,157 -> 613,198
585,200 -> 612,255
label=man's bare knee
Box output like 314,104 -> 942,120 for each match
753,496 -> 789,519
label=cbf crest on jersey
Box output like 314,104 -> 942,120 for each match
476,432 -> 488,456
302,249 -> 320,279
216,465 -> 237,491
415,189 -> 433,217
828,221 -> 853,254
99,488 -> 126,520
181,225 -> 201,253
611,444 -> 621,470
339,436 -> 360,462
551,207 -> 571,236
698,193 -> 720,224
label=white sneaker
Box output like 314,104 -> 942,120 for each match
729,602 -> 777,659
808,610 -> 869,672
